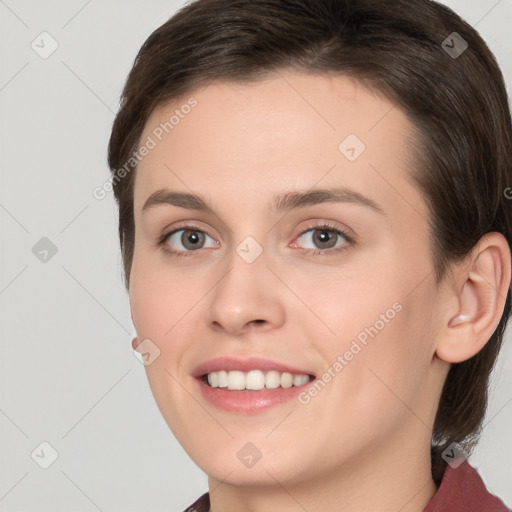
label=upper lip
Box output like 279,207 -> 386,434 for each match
192,356 -> 316,378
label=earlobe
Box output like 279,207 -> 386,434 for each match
130,302 -> 139,351
436,232 -> 511,364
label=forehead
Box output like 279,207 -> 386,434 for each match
133,72 -> 426,221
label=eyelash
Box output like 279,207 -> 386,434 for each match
155,221 -> 354,258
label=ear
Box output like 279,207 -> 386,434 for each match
436,232 -> 511,364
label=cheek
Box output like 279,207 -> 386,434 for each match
130,277 -> 173,340
337,285 -> 436,421
129,250 -> 206,344
308,253 -> 435,402
296,263 -> 400,346
307,309 -> 432,456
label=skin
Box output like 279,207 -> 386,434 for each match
128,72 -> 511,512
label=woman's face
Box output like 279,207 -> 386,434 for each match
129,72 -> 449,488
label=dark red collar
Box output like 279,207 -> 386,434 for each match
425,452 -> 509,511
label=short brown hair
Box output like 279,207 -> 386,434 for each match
107,0 -> 512,456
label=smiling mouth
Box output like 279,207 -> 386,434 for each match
200,369 -> 315,391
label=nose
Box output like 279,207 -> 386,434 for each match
205,246 -> 286,337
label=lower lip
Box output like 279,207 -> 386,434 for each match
196,377 -> 314,413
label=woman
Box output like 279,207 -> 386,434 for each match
107,0 -> 512,510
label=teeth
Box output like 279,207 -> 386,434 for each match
265,370 -> 281,389
206,370 -> 311,390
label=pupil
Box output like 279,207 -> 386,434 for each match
314,229 -> 336,249
183,230 -> 204,250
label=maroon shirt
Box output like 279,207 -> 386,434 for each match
183,454 -> 510,512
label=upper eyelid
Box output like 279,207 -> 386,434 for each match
163,221 -> 349,236
157,221 -> 214,245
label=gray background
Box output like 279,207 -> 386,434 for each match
0,1 -> 511,510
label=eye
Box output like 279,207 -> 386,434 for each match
156,221 -> 353,258
157,225 -> 218,256
291,222 -> 353,255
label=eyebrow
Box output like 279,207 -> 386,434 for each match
141,186 -> 385,216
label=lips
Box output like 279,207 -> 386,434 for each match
192,356 -> 317,413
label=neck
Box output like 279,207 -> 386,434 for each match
207,428 -> 437,512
